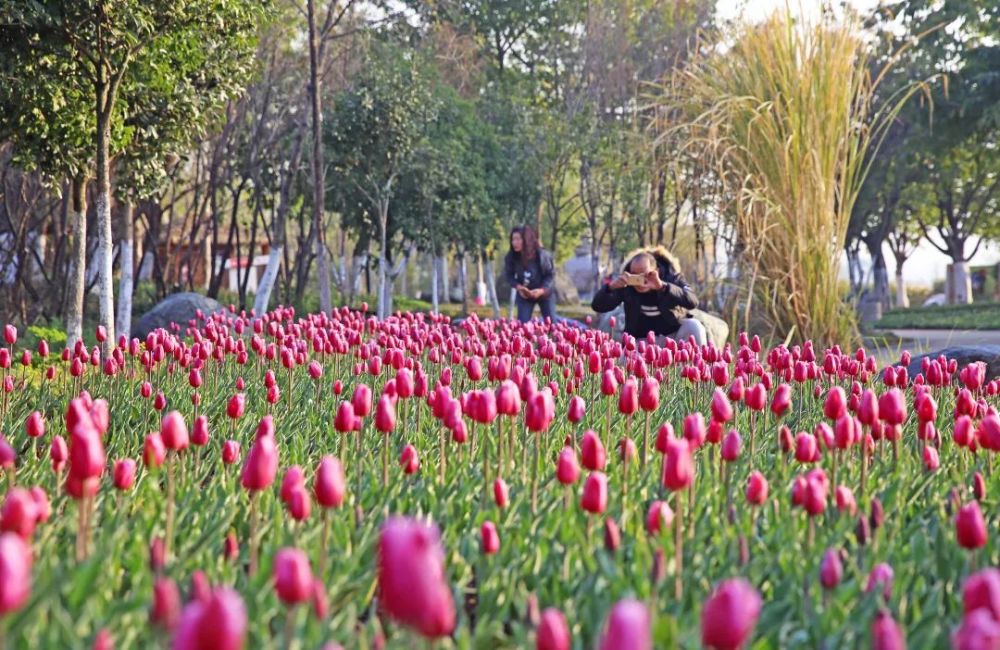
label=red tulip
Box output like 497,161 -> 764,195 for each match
770,383 -> 792,417
308,361 -> 323,380
682,413 -> 706,449
645,500 -> 674,535
0,489 -> 38,539
241,423 -> 278,492
375,395 -> 397,433
557,447 -> 580,485
25,411 -> 44,439
721,429 -> 742,462
581,430 -> 606,471
351,384 -> 373,418
871,610 -> 905,650
745,471 -> 768,505
618,378 -> 639,416
952,609 -> 1000,650
663,437 -> 693,491
226,393 -> 245,420
866,563 -> 894,599
160,411 -> 190,451
144,433 -> 167,469
493,478 -> 509,509
151,577 -> 182,631
172,587 -> 247,650
745,383 -> 766,411
974,472 -> 987,502
313,456 -> 346,508
823,387 -> 847,421
922,446 -> 939,472
274,548 -> 313,605
377,517 -> 456,638
3,324 -> 16,345
280,466 -> 306,505
0,532 -> 31,614
600,369 -> 618,396
956,501 -> 987,550
334,401 -> 360,433
878,388 -> 906,426
113,459 -> 137,491
525,390 -> 555,432
963,568 -> 1000,620
567,395 -> 586,424
50,435 -> 68,473
700,578 -> 761,650
711,389 -> 734,424
599,599 -> 650,650
537,607 -> 571,650
978,413 -> 1000,452
399,444 -> 419,474
819,548 -> 842,590
480,521 -> 500,555
496,381 -> 522,417
639,378 -> 660,412
858,389 -> 879,426
192,415 -> 209,447
222,440 -> 240,465
581,472 -> 608,514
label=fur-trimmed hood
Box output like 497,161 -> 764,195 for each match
618,245 -> 683,276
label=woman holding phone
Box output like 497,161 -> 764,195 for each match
503,225 -> 557,323
591,246 -> 707,344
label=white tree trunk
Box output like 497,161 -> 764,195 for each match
377,201 -> 389,320
484,258 -> 501,318
951,261 -> 972,304
254,246 -> 282,316
441,256 -> 450,303
66,178 -> 87,351
94,191 -> 115,353
895,269 -> 909,309
115,201 -> 134,340
431,256 -> 440,314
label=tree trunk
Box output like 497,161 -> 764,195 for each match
66,177 -> 88,350
459,253 -> 470,315
95,112 -> 116,355
895,267 -> 909,309
868,242 -> 889,312
307,0 -> 331,314
484,255 -> 501,318
115,200 -> 134,340
377,198 -> 389,319
441,255 -> 450,303
951,261 -> 972,304
431,255 -> 440,314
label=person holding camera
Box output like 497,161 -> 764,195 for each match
591,246 -> 707,345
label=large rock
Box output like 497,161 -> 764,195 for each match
906,345 -> 1000,382
134,292 -> 225,339
594,305 -> 729,348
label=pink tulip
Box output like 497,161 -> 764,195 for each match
618,379 -> 639,416
0,489 -> 38,539
745,471 -> 768,505
172,587 -> 247,650
567,395 -> 586,424
334,401 -> 360,433
700,578 -> 761,650
963,569 -> 1000,620
581,430 -> 606,471
0,532 -> 32,614
25,411 -> 45,439
556,447 -> 580,485
113,459 -> 137,491
878,388 -> 906,426
377,517 -> 456,638
313,456 -> 346,508
493,479 -> 509,509
144,433 -> 167,469
375,395 -> 397,433
274,548 -> 313,605
871,610 -> 905,650
50,435 -> 68,473
192,416 -> 209,447
711,389 -> 733,423
956,501 -> 987,550
639,378 -> 660,412
160,411 -> 190,451
645,500 -> 674,535
280,466 -> 306,505
481,521 -> 500,555
241,423 -> 278,492
922,446 -> 939,472
770,383 -> 792,417
581,472 -> 608,514
496,381 -> 521,417
226,393 -> 245,420
222,440 -> 240,465
663,437 -> 693,491
721,429 -> 742,462
823,387 -> 847,420
819,548 -> 842,590
952,609 -> 1000,650
599,599 -> 650,650
351,384 -> 373,418
866,563 -> 894,599
151,577 -> 181,630
399,444 -> 420,474
537,607 -> 571,650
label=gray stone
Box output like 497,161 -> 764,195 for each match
134,292 -> 225,339
906,345 -> 1000,382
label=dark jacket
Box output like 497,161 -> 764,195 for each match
504,249 -> 555,298
591,246 -> 698,337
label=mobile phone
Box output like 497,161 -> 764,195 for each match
623,273 -> 645,287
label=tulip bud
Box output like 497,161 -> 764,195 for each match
745,471 -> 768,505
0,533 -> 32,614
645,500 -> 674,535
721,429 -> 742,462
151,578 -> 181,631
663,437 -> 694,491
172,587 -> 247,650
819,548 -> 842,590
581,472 -> 608,514
956,501 -> 988,550
556,447 -> 580,485
598,599 -> 649,650
536,608 -> 570,650
399,444 -> 419,475
581,430 -> 606,471
870,610 -> 905,650
113,459 -> 137,491
493,479 -> 509,509
480,521 -> 500,555
700,579 -> 762,650
0,489 -> 38,539
274,548 -> 313,605
314,456 -> 346,509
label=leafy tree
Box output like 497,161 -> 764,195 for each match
0,0 -> 267,350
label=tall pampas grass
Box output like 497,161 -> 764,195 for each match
659,10 -> 925,346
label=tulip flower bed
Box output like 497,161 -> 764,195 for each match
0,310 -> 999,649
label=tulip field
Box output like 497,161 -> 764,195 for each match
1,308 -> 1000,649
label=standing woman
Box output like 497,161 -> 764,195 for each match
504,225 -> 557,323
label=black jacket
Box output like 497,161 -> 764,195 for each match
504,249 -> 555,298
591,251 -> 698,337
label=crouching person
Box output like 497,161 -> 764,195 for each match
591,246 -> 707,345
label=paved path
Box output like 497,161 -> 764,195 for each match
887,329 -> 1000,353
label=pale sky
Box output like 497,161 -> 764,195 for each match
714,0 -> 1000,289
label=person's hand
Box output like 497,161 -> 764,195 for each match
532,288 -> 547,300
644,270 -> 665,291
608,275 -> 628,290
516,285 -> 530,298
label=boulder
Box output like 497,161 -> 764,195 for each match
594,305 -> 729,348
134,292 -> 225,339
906,345 -> 1000,382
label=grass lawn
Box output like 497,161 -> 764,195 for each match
873,301 -> 1000,331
